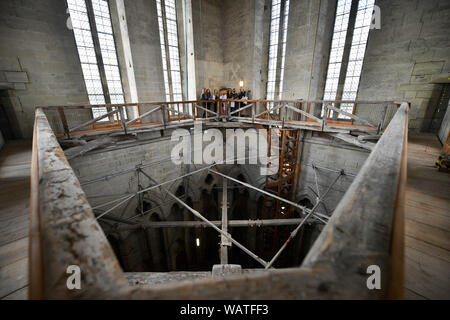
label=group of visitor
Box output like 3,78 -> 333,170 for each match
199,87 -> 249,116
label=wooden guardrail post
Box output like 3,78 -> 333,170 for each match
118,106 -> 127,135
58,107 -> 70,139
378,104 -> 388,134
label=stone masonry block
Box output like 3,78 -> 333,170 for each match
212,264 -> 242,278
4,71 -> 29,83
412,61 -> 445,76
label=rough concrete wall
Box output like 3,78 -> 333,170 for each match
190,0 -> 267,98
221,0 -> 266,97
296,132 -> 369,212
68,130 -> 271,271
124,0 -> 165,102
191,0 -> 225,96
357,0 -> 450,132
438,100 -> 450,145
0,0 -> 90,138
0,130 -> 4,150
282,0 -> 336,101
69,132 -> 174,218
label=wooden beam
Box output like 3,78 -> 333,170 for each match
229,103 -> 254,115
326,104 -> 377,128
57,107 -> 70,138
328,133 -> 376,151
303,102 -> 409,298
64,136 -> 118,160
166,106 -> 194,119
118,106 -> 128,134
285,104 -> 322,123
126,105 -> 161,126
195,103 -> 218,116
69,108 -> 119,132
255,103 -> 284,118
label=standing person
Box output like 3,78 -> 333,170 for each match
206,89 -> 212,116
200,88 -> 206,99
212,89 -> 219,113
230,88 -> 238,113
241,90 -> 249,116
212,89 -> 219,100
200,88 -> 209,118
227,89 -> 234,115
220,90 -> 227,115
237,87 -> 246,115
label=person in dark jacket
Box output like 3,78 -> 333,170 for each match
229,88 -> 238,113
212,89 -> 219,113
200,88 -> 211,118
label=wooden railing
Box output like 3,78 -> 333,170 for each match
30,101 -> 409,299
40,99 -> 401,139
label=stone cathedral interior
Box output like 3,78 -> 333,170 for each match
0,0 -> 449,302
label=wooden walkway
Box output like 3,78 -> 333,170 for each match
0,140 -> 31,299
404,133 -> 450,299
1,133 -> 449,299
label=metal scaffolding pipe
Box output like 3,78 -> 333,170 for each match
112,218 -> 308,230
304,162 -> 357,177
92,164 -> 215,211
208,169 -> 330,221
141,170 -> 269,268
265,171 -> 343,269
220,177 -> 229,264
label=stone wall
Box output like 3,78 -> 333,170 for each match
357,0 -> 450,132
191,0 -> 225,95
68,130 -> 265,271
282,0 -> 336,102
124,0 -> 166,102
0,129 -> 4,150
67,126 -> 367,271
0,0 -> 90,138
221,0 -> 266,99
438,100 -> 450,145
296,132 -> 370,212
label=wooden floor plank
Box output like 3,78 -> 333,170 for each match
0,141 -> 31,300
405,218 -> 450,250
405,235 -> 450,264
1,286 -> 28,300
404,287 -> 427,300
0,257 -> 28,299
404,133 -> 450,300
405,202 -> 450,230
405,248 -> 450,299
0,237 -> 28,268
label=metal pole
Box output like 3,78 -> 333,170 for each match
209,169 -> 330,221
111,218 -> 313,230
312,164 -> 321,198
142,171 -> 269,268
89,151 -> 260,211
92,164 -> 216,210
304,162 -> 357,177
220,177 -> 228,264
138,169 -> 143,216
95,194 -> 135,220
265,171 -> 343,269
